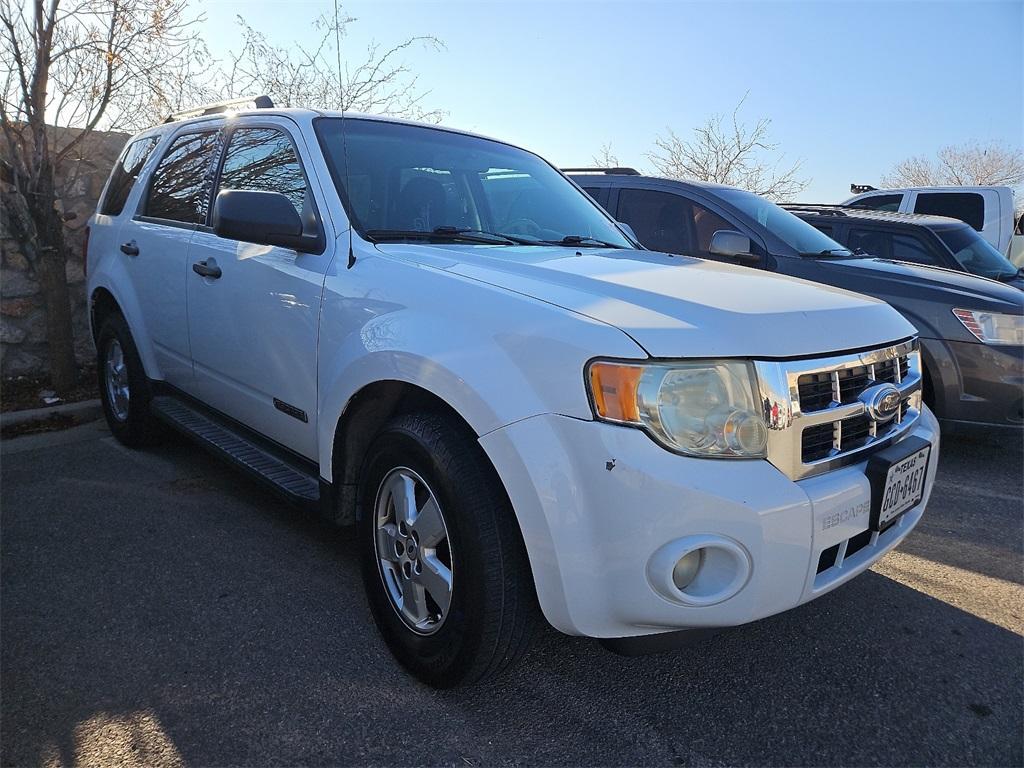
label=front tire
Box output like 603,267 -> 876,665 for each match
95,313 -> 161,447
358,412 -> 537,687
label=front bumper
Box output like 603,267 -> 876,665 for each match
926,338 -> 1023,429
480,406 -> 939,639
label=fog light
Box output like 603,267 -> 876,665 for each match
648,535 -> 751,607
672,549 -> 704,590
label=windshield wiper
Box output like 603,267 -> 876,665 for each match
431,226 -> 540,245
545,235 -> 625,249
365,227 -> 521,245
798,248 -> 855,258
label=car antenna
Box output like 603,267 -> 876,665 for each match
334,0 -> 356,269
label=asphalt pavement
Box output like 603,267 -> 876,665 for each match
2,419 -> 1021,767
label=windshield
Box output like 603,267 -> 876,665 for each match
937,226 -> 1019,281
715,188 -> 853,256
315,118 -> 632,248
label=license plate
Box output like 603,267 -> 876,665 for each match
875,445 -> 931,528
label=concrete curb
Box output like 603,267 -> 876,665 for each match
1,399 -> 103,429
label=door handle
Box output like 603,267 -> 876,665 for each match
120,241 -> 139,256
192,260 -> 222,279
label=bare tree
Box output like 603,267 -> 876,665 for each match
591,142 -> 621,168
647,94 -> 808,201
1,0 -> 204,391
882,141 -> 1024,190
218,13 -> 444,121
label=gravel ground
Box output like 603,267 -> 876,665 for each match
1,421 -> 1021,767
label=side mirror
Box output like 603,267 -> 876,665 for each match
709,230 -> 760,264
617,221 -> 639,244
213,190 -> 320,253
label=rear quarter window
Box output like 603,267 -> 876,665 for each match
913,192 -> 985,231
100,137 -> 159,216
848,193 -> 902,212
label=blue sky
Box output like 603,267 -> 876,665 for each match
198,0 -> 1023,202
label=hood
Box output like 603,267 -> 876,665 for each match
811,258 -> 1024,313
374,244 -> 916,358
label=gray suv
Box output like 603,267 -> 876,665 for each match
568,169 -> 1023,433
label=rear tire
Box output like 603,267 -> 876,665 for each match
358,412 -> 537,687
96,313 -> 162,447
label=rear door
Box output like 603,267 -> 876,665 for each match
185,117 -> 334,460
119,125 -> 223,391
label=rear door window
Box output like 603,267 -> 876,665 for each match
616,188 -> 691,254
101,137 -> 159,216
848,194 -> 902,212
144,131 -> 220,225
913,192 -> 985,231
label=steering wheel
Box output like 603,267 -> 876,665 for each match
502,217 -> 543,238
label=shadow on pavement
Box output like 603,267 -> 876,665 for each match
1,423 -> 1021,766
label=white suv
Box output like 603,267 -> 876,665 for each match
86,100 -> 940,686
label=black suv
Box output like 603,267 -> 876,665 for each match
785,205 -> 1023,290
568,170 -> 1024,433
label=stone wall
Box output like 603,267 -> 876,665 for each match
1,127 -> 129,377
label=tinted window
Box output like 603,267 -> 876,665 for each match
690,201 -> 734,256
914,192 -> 985,231
890,233 -> 940,265
219,128 -> 308,216
616,188 -> 690,254
145,131 -> 220,224
101,137 -> 159,216
848,194 -> 902,212
847,228 -> 891,258
937,225 -> 1018,280
315,118 -> 631,248
814,223 -> 833,237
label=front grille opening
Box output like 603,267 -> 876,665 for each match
802,423 -> 835,462
797,372 -> 834,412
841,414 -> 872,450
817,543 -> 841,574
845,529 -> 873,559
797,354 -> 909,414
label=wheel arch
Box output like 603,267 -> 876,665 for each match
87,277 -> 162,380
328,379 -> 485,526
89,287 -> 123,341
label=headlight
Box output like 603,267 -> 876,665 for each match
587,359 -> 768,458
953,309 -> 1024,346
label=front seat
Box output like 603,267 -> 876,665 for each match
395,176 -> 446,231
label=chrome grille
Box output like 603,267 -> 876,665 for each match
754,339 -> 923,481
797,356 -> 909,412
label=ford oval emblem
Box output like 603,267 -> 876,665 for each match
861,383 -> 902,423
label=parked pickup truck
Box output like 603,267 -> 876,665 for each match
87,100 -> 939,687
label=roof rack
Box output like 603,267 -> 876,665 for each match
561,166 -> 640,176
164,95 -> 274,124
781,203 -> 849,217
850,183 -> 877,194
